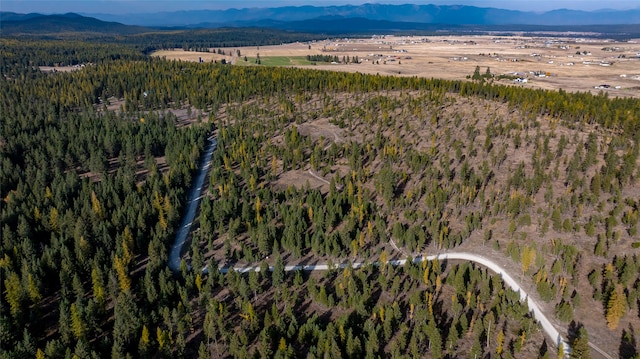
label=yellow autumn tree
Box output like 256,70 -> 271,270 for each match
114,255 -> 131,292
557,342 -> 564,359
25,272 -> 42,303
255,196 -> 262,223
195,273 -> 203,293
278,337 -> 287,352
4,272 -> 23,318
239,300 -> 255,325
606,284 -> 626,330
496,329 -> 504,355
153,191 -> 167,230
70,302 -> 85,339
249,174 -> 256,191
139,325 -> 150,351
48,207 -> 59,233
425,291 -> 434,316
91,191 -> 103,219
423,264 -> 430,285
379,249 -> 388,274
521,246 -> 536,275
157,327 -> 172,352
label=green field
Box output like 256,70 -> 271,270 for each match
239,56 -> 316,66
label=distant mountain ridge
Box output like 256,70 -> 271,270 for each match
2,5 -> 640,38
0,12 -> 149,35
84,3 -> 640,27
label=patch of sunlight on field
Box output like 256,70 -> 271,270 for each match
239,56 -> 316,66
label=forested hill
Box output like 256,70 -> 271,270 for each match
0,12 -> 150,35
0,14 -> 329,53
1,39 -> 640,358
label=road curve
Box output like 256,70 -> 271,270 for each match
169,136 -> 573,355
219,253 -> 571,353
168,136 -> 217,272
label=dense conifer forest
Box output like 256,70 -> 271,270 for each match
1,37 -> 640,358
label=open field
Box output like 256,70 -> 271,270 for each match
153,34 -> 640,98
246,55 -> 314,66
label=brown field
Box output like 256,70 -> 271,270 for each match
153,35 -> 640,99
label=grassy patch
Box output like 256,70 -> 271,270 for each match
238,56 -> 315,66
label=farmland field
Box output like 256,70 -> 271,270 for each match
153,34 -> 640,99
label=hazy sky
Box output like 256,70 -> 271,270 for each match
3,0 -> 639,14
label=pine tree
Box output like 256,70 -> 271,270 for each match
272,254 -> 285,286
157,327 -> 173,355
472,66 -> 482,81
571,327 -> 590,359
121,227 -> 134,264
113,291 -> 140,353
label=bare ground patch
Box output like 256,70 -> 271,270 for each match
272,169 -> 329,192
297,118 -> 345,145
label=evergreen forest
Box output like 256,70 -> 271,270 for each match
1,37 -> 640,359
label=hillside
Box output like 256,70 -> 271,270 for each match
1,40 -> 639,358
0,12 -> 150,36
198,71 -> 640,356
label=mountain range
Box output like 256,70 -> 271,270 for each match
2,4 -> 640,37
84,4 -> 640,27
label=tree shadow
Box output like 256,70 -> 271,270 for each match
567,320 -> 584,344
539,339 -> 548,358
620,323 -> 638,359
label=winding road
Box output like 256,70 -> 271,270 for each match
169,135 -> 589,357
219,253 -> 571,353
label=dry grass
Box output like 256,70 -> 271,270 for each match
153,35 -> 640,98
